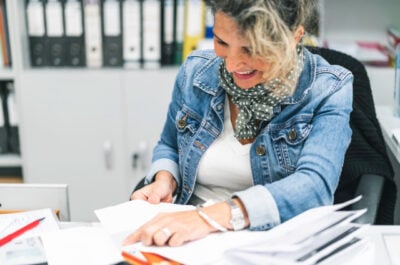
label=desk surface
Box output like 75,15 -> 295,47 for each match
361,225 -> 400,265
376,105 -> 400,164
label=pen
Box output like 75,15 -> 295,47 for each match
0,217 -> 46,247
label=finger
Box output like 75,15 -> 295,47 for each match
153,227 -> 172,246
122,231 -> 141,246
167,231 -> 187,247
131,191 -> 148,201
147,193 -> 161,204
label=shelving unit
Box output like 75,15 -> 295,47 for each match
0,0 -> 22,180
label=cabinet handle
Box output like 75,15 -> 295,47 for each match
103,141 -> 113,170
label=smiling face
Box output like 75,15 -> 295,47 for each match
213,12 -> 270,90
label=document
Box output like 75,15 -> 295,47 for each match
0,208 -> 60,265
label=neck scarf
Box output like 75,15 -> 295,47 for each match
219,46 -> 304,141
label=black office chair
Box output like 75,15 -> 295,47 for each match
307,46 -> 397,224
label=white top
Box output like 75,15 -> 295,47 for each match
194,96 -> 253,203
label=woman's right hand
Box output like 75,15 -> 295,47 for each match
130,171 -> 176,204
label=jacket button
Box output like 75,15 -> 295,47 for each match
177,114 -> 188,129
288,127 -> 297,141
177,119 -> 186,129
256,145 -> 266,156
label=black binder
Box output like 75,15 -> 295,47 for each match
0,82 -> 8,154
46,0 -> 66,67
101,0 -> 123,67
64,0 -> 86,67
161,0 -> 174,65
3,82 -> 19,154
26,0 -> 49,67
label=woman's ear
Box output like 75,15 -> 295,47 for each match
294,26 -> 305,44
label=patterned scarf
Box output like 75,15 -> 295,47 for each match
219,46 -> 304,141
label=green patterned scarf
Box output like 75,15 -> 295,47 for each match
219,46 -> 304,141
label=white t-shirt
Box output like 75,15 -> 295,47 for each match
194,95 -> 253,203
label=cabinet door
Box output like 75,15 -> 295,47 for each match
19,71 -> 128,221
122,69 -> 177,187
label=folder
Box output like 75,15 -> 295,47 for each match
142,0 -> 161,69
45,0 -> 66,67
0,82 -> 7,153
64,0 -> 86,67
101,0 -> 123,67
0,0 -> 11,67
182,0 -> 205,60
83,0 -> 103,68
173,0 -> 184,65
26,0 -> 48,67
122,0 -> 141,69
5,83 -> 20,154
160,0 -> 174,65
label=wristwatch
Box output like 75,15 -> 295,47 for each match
227,198 -> 246,231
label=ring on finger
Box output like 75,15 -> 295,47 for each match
160,227 -> 172,239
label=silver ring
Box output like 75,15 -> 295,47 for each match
160,227 -> 172,239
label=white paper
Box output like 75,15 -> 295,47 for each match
95,197 -> 368,265
0,208 -> 60,240
41,227 -> 123,265
95,200 -> 195,245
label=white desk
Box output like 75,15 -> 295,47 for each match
361,225 -> 400,265
376,105 -> 400,164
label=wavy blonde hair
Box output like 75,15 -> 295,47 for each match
205,0 -> 319,93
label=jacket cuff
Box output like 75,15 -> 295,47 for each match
233,185 -> 281,230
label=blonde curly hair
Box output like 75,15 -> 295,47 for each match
205,0 -> 319,93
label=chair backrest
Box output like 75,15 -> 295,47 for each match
0,183 -> 70,221
307,46 -> 396,224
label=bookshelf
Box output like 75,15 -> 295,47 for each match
0,0 -> 22,181
2,0 -> 400,221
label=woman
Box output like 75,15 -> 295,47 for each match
124,0 -> 353,247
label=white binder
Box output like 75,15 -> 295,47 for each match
84,0 -> 103,68
122,0 -> 141,68
142,0 -> 161,69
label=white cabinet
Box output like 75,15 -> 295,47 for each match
18,70 -> 130,221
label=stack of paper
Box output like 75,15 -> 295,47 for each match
95,196 -> 371,265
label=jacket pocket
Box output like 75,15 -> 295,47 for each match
270,114 -> 313,172
175,106 -> 202,149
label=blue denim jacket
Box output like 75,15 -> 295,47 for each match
145,48 -> 353,231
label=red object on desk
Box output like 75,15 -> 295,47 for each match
0,217 -> 45,247
122,250 -> 182,265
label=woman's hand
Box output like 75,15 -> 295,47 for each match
130,171 -> 177,204
123,202 -> 232,247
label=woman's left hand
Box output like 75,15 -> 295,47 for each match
122,202 -> 231,247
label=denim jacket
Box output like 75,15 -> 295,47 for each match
145,48 -> 353,231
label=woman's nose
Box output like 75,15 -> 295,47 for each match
225,50 -> 248,70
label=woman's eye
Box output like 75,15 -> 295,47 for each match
215,38 -> 227,46
242,47 -> 252,55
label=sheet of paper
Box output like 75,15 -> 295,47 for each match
0,236 -> 47,265
0,208 -> 60,240
95,200 -> 195,245
41,226 -> 123,265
